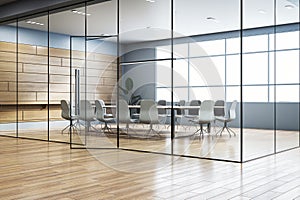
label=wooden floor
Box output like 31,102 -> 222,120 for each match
0,136 -> 299,200
0,121 -> 299,162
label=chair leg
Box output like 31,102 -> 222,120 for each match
61,124 -> 71,134
101,122 -> 113,134
216,122 -> 236,137
146,124 -> 161,137
62,123 -> 79,134
227,127 -> 236,136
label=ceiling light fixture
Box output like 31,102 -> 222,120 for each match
284,4 -> 295,9
258,9 -> 267,14
206,16 -> 218,23
146,0 -> 155,3
71,9 -> 91,16
26,20 -> 44,26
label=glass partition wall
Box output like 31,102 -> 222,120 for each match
118,0 -> 172,154
17,14 -> 49,140
0,0 -> 299,162
0,21 -> 17,137
172,0 -> 242,161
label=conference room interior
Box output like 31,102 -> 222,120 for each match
0,0 -> 299,163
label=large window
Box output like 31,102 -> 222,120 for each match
156,30 -> 300,103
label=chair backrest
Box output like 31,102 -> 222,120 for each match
95,99 -> 105,120
188,100 -> 201,115
214,100 -> 225,117
61,100 -> 70,120
157,99 -> 166,114
229,100 -> 237,120
139,99 -> 159,123
199,100 -> 215,121
176,100 -> 186,115
98,99 -> 107,115
80,100 -> 95,121
118,99 -> 130,123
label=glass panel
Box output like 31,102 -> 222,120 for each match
17,14 -> 48,140
270,31 -> 299,51
189,57 -> 224,87
226,37 -> 240,54
243,0 -> 275,161
0,22 -> 17,137
190,39 -> 225,56
275,0 -> 300,152
227,54 -> 241,86
119,60 -> 172,154
243,35 -> 268,53
48,5 -> 85,144
243,53 -> 268,85
276,50 -> 299,84
118,0 -> 172,157
174,0 -> 241,162
243,86 -> 269,102
73,1 -> 119,149
174,59 -> 189,87
119,0 -> 171,62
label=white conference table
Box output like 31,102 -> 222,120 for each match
104,105 -> 211,109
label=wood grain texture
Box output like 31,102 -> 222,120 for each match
0,41 -> 117,122
0,135 -> 299,199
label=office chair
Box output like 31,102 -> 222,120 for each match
139,99 -> 160,137
60,100 -> 79,134
190,100 -> 215,138
79,100 -> 98,132
215,100 -> 237,136
95,99 -> 115,133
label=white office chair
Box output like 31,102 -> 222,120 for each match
95,99 -> 115,133
60,100 -> 78,134
216,100 -> 237,136
118,99 -> 137,134
157,99 -> 168,125
139,99 -> 160,137
98,99 -> 113,118
79,100 -> 98,132
190,100 -> 215,137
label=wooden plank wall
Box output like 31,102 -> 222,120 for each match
0,41 -> 117,122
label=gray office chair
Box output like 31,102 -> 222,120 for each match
79,100 -> 98,132
60,100 -> 78,134
215,100 -> 237,136
214,100 -> 225,117
190,100 -> 215,137
118,99 -> 137,134
174,100 -> 186,129
95,99 -> 115,133
139,99 -> 160,137
184,100 -> 201,119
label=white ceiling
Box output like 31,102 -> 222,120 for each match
18,0 -> 299,43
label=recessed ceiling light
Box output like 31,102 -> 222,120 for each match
146,0 -> 155,2
258,9 -> 267,14
71,9 -> 91,16
285,4 -> 295,9
206,17 -> 218,23
26,20 -> 44,26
